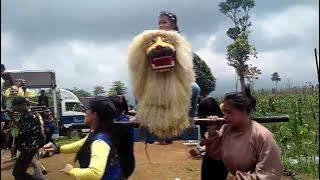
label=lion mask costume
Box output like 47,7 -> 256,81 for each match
128,30 -> 195,138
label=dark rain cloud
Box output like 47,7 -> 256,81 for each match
1,0 -> 319,96
2,0 -> 316,48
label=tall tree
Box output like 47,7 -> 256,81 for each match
271,72 -> 281,91
193,54 -> 216,97
93,85 -> 106,96
67,87 -> 92,98
226,31 -> 257,91
244,65 -> 261,89
219,0 -> 259,92
107,81 -> 127,96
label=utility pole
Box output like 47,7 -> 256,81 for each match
315,48 -> 319,84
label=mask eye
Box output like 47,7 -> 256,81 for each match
161,36 -> 173,44
146,37 -> 157,48
152,38 -> 157,43
161,36 -> 168,42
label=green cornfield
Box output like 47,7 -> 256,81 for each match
251,87 -> 319,178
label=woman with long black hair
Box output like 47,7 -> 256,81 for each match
110,95 -> 135,179
43,96 -> 123,180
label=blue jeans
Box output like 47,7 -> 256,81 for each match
190,82 -> 200,117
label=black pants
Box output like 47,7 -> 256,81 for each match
201,154 -> 228,180
45,131 -> 53,144
8,134 -> 14,149
0,132 -> 9,150
12,150 -> 38,180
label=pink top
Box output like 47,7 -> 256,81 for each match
205,121 -> 283,180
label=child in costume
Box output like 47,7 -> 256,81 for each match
43,96 -> 124,180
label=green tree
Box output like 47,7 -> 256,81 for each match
219,0 -> 259,92
67,87 -> 92,98
271,72 -> 281,91
226,31 -> 257,91
193,54 -> 216,97
244,65 -> 261,89
93,85 -> 106,96
107,81 -> 127,96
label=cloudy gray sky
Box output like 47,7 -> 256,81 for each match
1,0 -> 319,101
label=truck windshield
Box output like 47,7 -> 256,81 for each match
65,102 -> 85,112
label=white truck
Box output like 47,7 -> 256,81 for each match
58,88 -> 89,137
5,70 -> 88,138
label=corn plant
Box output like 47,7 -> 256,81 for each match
254,89 -> 319,178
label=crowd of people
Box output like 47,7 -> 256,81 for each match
1,64 -> 57,179
1,10 -> 284,180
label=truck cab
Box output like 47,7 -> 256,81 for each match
58,88 -> 88,136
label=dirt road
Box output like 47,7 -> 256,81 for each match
1,141 -> 201,180
1,141 -> 297,180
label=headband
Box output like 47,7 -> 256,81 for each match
160,11 -> 177,23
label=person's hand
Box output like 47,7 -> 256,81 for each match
43,142 -> 57,153
207,115 -> 224,130
206,116 -> 219,135
227,175 -> 236,180
3,129 -> 10,134
208,115 -> 219,121
60,164 -> 73,175
207,125 -> 219,137
199,139 -> 206,146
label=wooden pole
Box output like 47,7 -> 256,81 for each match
315,48 -> 319,84
114,115 -> 290,127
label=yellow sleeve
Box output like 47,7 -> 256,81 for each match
38,115 -> 44,126
4,89 -> 11,97
68,140 -> 110,180
24,89 -> 36,97
60,136 -> 88,154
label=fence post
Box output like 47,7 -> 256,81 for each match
315,48 -> 319,84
